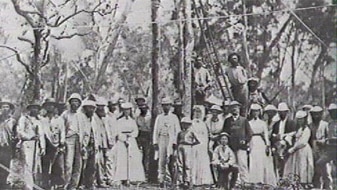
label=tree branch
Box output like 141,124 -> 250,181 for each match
50,32 -> 91,40
0,45 -> 33,75
11,0 -> 36,27
18,37 -> 34,47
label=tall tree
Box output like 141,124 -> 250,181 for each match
1,0 -> 115,104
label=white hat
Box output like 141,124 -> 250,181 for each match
328,103 -> 337,110
310,106 -> 323,112
277,102 -> 289,111
205,95 -> 222,106
223,100 -> 231,106
218,132 -> 230,138
248,77 -> 259,82
250,103 -> 262,110
121,102 -> 133,109
68,93 -> 82,103
181,117 -> 193,124
96,97 -> 107,106
210,105 -> 223,112
302,104 -> 313,110
264,104 -> 277,111
295,110 -> 307,119
161,97 -> 173,105
82,100 -> 96,107
230,101 -> 241,107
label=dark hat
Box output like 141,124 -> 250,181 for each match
26,102 -> 41,110
42,98 -> 58,107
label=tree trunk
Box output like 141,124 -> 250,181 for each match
309,45 -> 327,101
94,0 -> 135,92
149,0 -> 160,183
181,0 -> 194,118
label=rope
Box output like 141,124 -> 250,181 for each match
2,4 -> 335,30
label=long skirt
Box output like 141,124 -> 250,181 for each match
192,143 -> 213,185
283,144 -> 314,183
112,137 -> 145,182
249,136 -> 277,186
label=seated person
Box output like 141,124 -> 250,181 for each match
211,132 -> 238,189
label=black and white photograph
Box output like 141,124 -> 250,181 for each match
0,0 -> 335,189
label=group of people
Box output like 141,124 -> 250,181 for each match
0,91 -> 335,190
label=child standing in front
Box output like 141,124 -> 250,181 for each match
177,117 -> 200,189
211,132 -> 238,190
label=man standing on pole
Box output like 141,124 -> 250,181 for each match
153,97 -> 181,188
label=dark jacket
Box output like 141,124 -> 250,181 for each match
223,116 -> 252,152
270,119 -> 296,147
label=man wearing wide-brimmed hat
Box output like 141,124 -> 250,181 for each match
39,98 -> 65,189
270,102 -> 296,179
153,97 -> 181,187
0,99 -> 16,189
16,101 -> 45,190
60,93 -> 84,189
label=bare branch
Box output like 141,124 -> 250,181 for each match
41,54 -> 50,68
0,45 -> 33,75
18,37 -> 34,47
50,32 -> 91,40
11,0 -> 36,27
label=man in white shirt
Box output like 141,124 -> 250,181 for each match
153,97 -> 181,187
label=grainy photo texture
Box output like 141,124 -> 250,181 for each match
0,0 -> 335,190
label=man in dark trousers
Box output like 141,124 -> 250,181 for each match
223,101 -> 252,184
270,102 -> 296,179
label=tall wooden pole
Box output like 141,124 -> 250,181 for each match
182,0 -> 194,117
150,0 -> 160,182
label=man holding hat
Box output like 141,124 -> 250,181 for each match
39,98 -> 65,189
0,99 -> 16,188
270,102 -> 296,178
136,103 -> 152,179
223,100 -> 252,183
153,97 -> 181,187
61,93 -> 84,189
17,102 -> 46,190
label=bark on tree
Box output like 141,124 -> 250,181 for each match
309,44 -> 327,101
181,0 -> 194,118
149,0 -> 160,183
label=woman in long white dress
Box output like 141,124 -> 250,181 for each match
191,105 -> 214,186
283,110 -> 314,183
248,104 -> 277,186
112,102 -> 145,184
